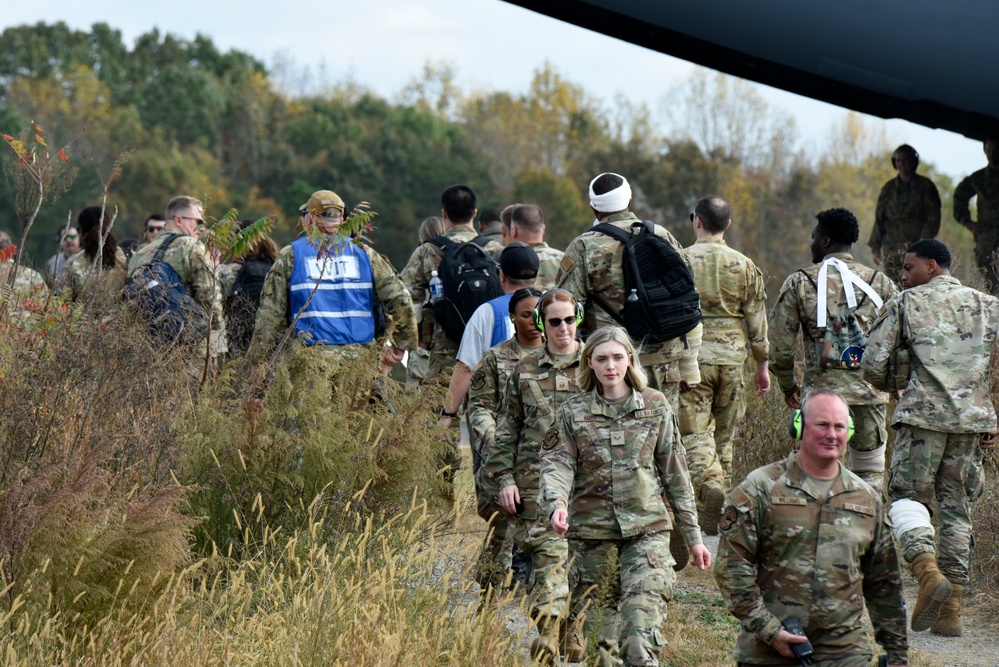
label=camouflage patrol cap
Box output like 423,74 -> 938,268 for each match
299,190 -> 345,216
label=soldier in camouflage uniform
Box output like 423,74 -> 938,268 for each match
400,185 -> 503,383
0,232 -> 46,298
128,196 -> 228,364
540,326 -> 710,667
60,206 -> 127,303
507,204 -> 564,290
678,196 -> 770,534
556,173 -> 701,410
468,287 -> 544,592
954,137 -> 999,294
868,145 -> 941,284
714,390 -> 908,667
863,239 -> 998,637
483,289 -> 582,662
247,190 -> 416,368
770,208 -> 898,489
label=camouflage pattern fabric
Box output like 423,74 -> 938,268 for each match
400,225 -> 502,382
868,174 -> 941,284
60,248 -> 127,303
954,166 -> 999,293
1,260 -> 48,298
555,211 -> 701,392
538,387 -> 702,546
863,275 -> 999,434
848,402 -> 888,488
508,515 -> 569,618
217,261 -> 241,298
530,241 -> 564,291
485,343 -> 584,519
481,343 -> 582,618
567,532 -> 674,667
469,337 -> 543,589
678,363 -> 744,491
714,452 -> 908,666
128,231 -> 228,358
888,425 -> 984,584
247,238 -> 416,364
770,252 -> 897,480
684,238 -> 768,366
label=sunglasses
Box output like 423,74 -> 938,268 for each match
178,215 -> 206,225
546,316 -> 576,329
64,233 -> 78,240
147,226 -> 164,233
689,212 -> 698,223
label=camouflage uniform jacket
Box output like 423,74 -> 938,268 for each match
249,238 -> 417,360
400,225 -> 503,352
539,387 -> 703,546
868,174 -> 941,254
769,252 -> 898,404
485,343 -> 584,520
468,337 -> 544,471
954,166 -> 999,231
714,453 -> 908,665
686,238 -> 768,366
530,241 -> 564,291
555,211 -> 700,382
863,275 -> 999,433
60,248 -> 128,302
127,231 -> 227,351
0,260 -> 47,298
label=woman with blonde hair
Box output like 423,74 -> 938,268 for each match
539,325 -> 711,667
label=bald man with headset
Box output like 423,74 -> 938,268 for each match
714,390 -> 908,667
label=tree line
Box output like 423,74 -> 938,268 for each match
0,21 -> 978,292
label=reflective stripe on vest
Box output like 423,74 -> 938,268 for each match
489,293 -> 514,348
289,236 -> 375,345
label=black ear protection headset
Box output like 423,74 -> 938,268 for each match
788,395 -> 855,442
533,288 -> 584,333
891,144 -> 919,169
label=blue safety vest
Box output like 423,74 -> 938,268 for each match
489,293 -> 514,348
288,236 -> 375,346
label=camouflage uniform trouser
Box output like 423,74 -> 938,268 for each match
847,402 -> 888,489
677,363 -> 745,491
405,347 -> 456,384
566,532 -> 675,667
642,358 -> 679,412
739,656 -> 872,667
974,229 -> 999,296
889,424 -> 985,584
510,516 -> 569,617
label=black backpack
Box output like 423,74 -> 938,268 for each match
224,256 -> 274,355
428,235 -> 502,343
590,221 -> 701,344
123,234 -> 211,344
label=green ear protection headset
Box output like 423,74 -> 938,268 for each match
787,396 -> 855,442
533,288 -> 584,333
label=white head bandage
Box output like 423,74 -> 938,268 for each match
588,173 -> 632,213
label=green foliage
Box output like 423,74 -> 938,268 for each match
179,343 -> 449,560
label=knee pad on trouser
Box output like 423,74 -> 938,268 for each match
889,498 -> 934,542
850,443 -> 886,472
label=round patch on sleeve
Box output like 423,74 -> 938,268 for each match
719,506 -> 738,533
542,428 -> 560,450
470,370 -> 486,390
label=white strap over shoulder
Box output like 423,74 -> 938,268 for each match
815,257 -> 884,328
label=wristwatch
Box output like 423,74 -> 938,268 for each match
440,406 -> 458,418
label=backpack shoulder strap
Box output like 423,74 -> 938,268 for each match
151,233 -> 182,264
592,222 -> 631,244
470,234 -> 491,248
427,235 -> 460,252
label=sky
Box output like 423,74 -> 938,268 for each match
3,0 -> 987,180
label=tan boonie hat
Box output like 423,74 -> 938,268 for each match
300,190 -> 345,215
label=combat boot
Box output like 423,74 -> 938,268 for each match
561,618 -> 586,662
910,552 -> 953,631
931,583 -> 964,637
530,615 -> 560,665
699,483 -> 725,536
